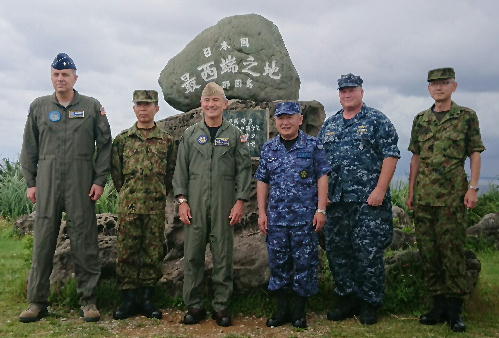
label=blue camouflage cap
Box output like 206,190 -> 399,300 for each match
274,101 -> 302,116
338,73 -> 363,89
51,53 -> 77,70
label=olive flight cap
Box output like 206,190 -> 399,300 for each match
133,90 -> 158,103
427,67 -> 455,82
274,101 -> 302,116
201,82 -> 226,98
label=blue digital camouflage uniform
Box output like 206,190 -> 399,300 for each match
318,104 -> 400,305
255,130 -> 331,297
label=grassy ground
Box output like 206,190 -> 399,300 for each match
1,218 -> 498,337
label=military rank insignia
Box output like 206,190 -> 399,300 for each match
48,110 -> 61,122
69,111 -> 85,118
357,125 -> 368,135
214,137 -> 230,146
299,170 -> 309,179
197,135 -> 208,144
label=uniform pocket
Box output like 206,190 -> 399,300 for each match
444,132 -> 466,159
417,132 -> 434,158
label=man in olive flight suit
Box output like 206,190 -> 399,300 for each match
173,82 -> 251,327
111,90 -> 176,320
19,53 -> 112,323
407,67 -> 485,332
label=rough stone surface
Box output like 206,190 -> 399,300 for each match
158,14 -> 300,112
392,205 -> 411,228
466,213 -> 499,249
13,211 -> 36,235
389,229 -> 416,251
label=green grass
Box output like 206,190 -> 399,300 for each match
1,218 -> 499,337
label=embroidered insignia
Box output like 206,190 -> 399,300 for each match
197,135 -> 208,144
214,137 -> 230,146
299,170 -> 309,179
48,110 -> 61,122
240,134 -> 249,143
69,111 -> 85,118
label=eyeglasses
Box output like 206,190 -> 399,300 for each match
429,79 -> 453,87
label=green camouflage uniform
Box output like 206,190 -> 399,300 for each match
111,123 -> 176,290
172,120 -> 251,312
408,101 -> 485,297
20,90 -> 112,306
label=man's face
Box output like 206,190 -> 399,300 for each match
275,113 -> 303,140
51,68 -> 78,94
428,79 -> 457,102
200,95 -> 228,119
339,86 -> 364,111
133,102 -> 159,124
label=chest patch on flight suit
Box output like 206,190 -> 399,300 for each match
297,152 -> 312,159
197,135 -> 208,144
69,111 -> 85,118
48,110 -> 62,122
299,170 -> 309,178
214,137 -> 230,146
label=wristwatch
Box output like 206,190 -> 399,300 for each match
176,197 -> 188,205
316,209 -> 326,215
469,185 -> 479,192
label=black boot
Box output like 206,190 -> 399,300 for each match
182,307 -> 207,324
420,295 -> 447,325
359,300 -> 378,325
291,294 -> 307,329
327,293 -> 359,321
266,289 -> 291,327
113,289 -> 138,320
140,287 -> 162,319
447,297 -> 466,332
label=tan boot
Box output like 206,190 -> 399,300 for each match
19,303 -> 48,323
80,304 -> 101,322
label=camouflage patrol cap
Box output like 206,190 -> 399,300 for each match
274,101 -> 302,116
338,73 -> 363,89
133,90 -> 158,103
201,82 -> 226,98
427,67 -> 455,82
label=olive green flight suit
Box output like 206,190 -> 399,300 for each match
408,101 -> 485,297
20,90 -> 112,306
172,120 -> 251,312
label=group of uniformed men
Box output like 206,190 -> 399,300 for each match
19,53 -> 484,333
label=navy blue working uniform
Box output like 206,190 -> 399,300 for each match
318,104 -> 400,305
255,130 -> 330,297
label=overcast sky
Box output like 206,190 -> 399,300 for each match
1,0 -> 498,180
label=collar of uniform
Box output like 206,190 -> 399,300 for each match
127,122 -> 161,140
270,129 -> 307,151
198,118 -> 230,138
51,89 -> 80,107
424,101 -> 460,123
334,103 -> 367,120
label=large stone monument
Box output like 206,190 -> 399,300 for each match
158,14 -> 300,112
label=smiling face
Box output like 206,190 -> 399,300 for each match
428,78 -> 457,103
339,86 -> 364,112
200,95 -> 228,120
275,113 -> 303,140
133,101 -> 159,126
51,68 -> 78,95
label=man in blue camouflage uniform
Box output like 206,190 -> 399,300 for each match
255,101 -> 330,329
318,74 -> 400,325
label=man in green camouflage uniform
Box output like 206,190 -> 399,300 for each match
111,90 -> 176,320
407,67 -> 485,332
20,53 -> 111,323
173,82 -> 251,327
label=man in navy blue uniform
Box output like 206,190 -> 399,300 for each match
318,74 -> 400,325
255,101 -> 330,329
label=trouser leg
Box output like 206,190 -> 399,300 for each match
65,198 -> 100,306
325,203 -> 356,297
209,218 -> 234,312
267,226 -> 292,292
27,211 -> 62,304
116,214 -> 142,290
183,220 -> 208,310
291,225 -> 319,297
139,213 -> 165,287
